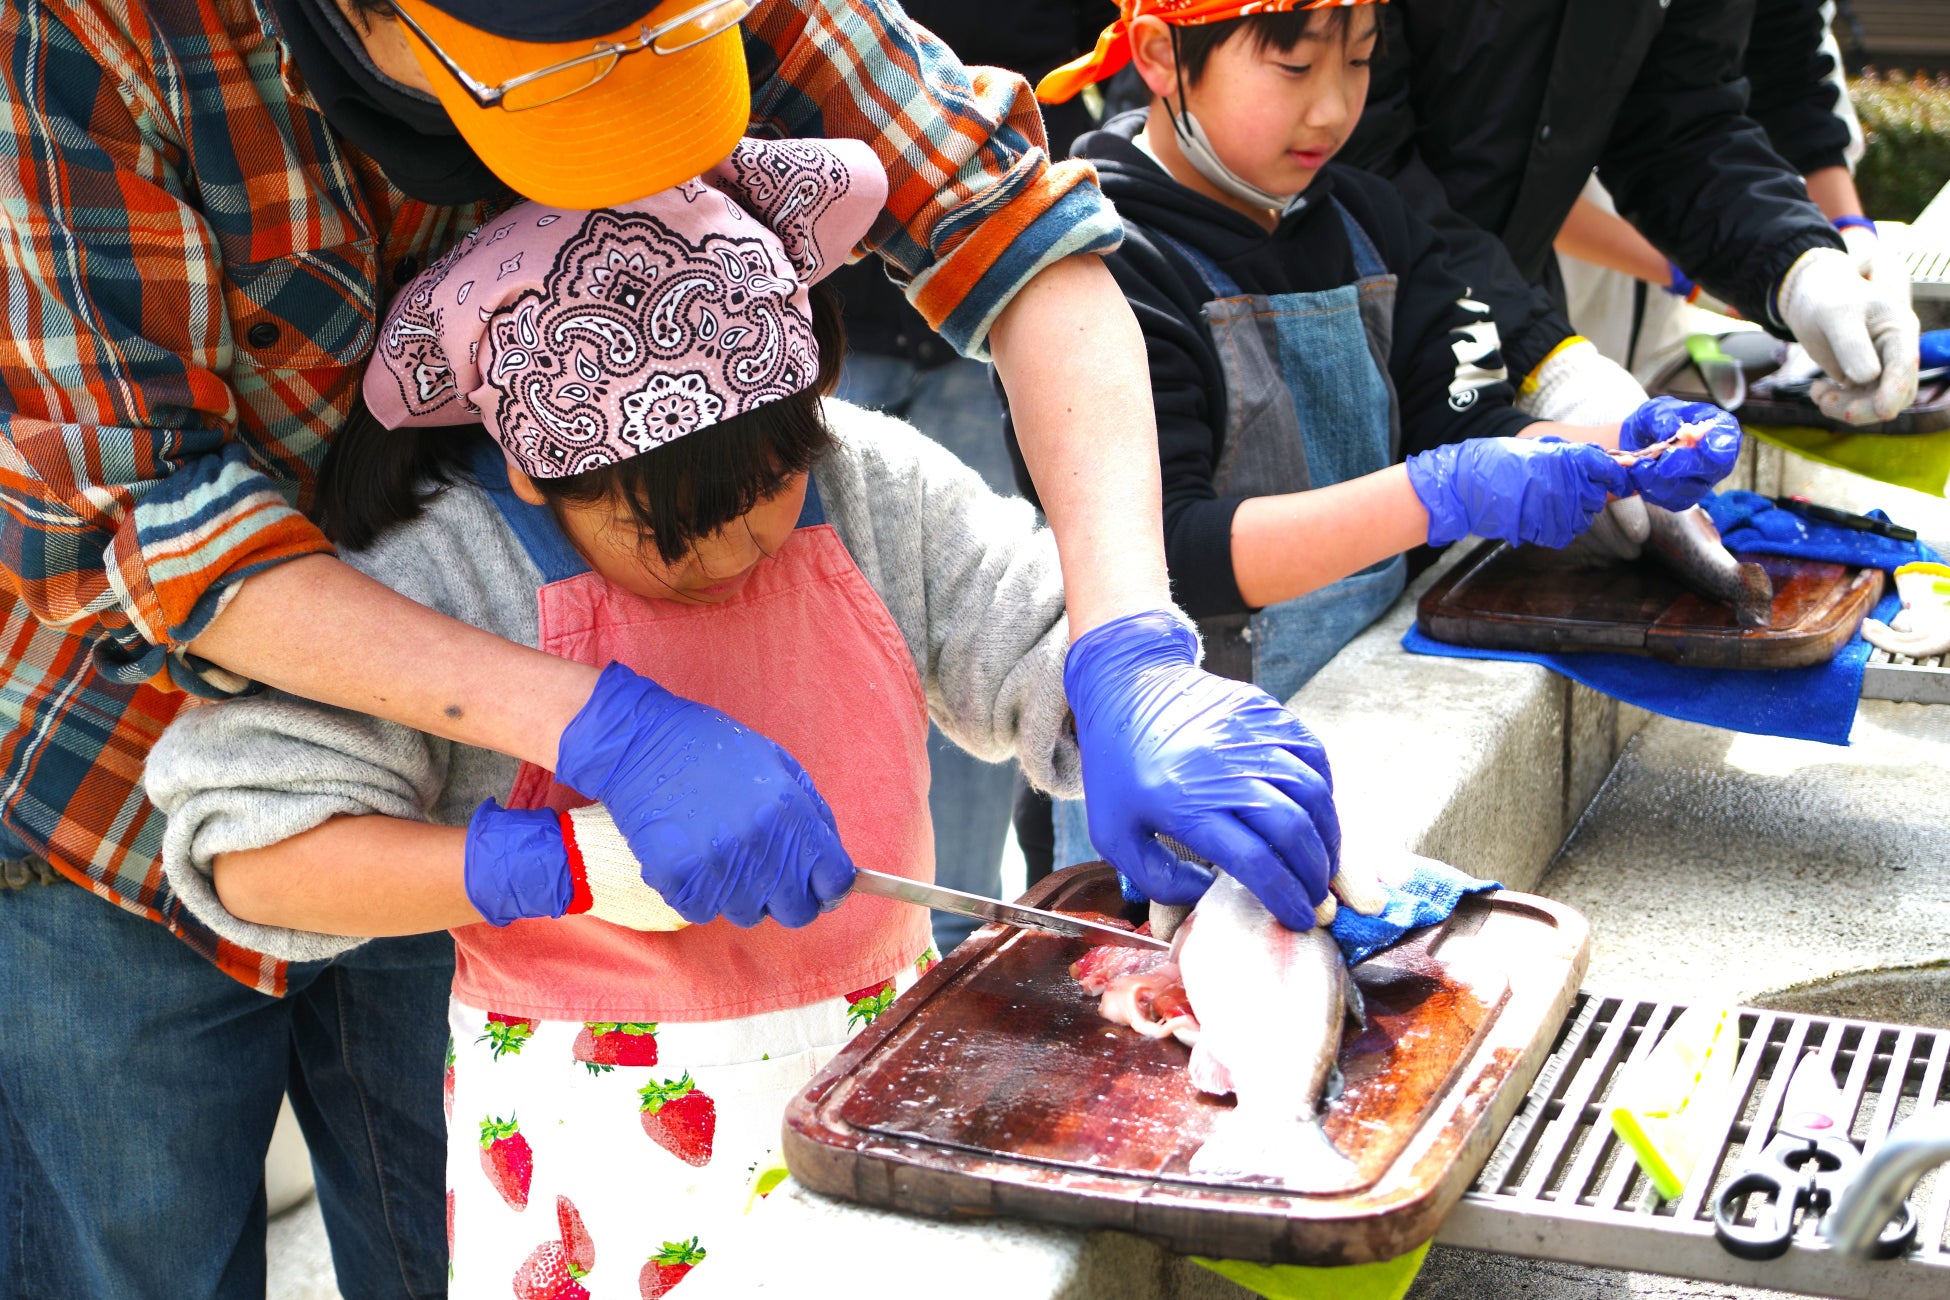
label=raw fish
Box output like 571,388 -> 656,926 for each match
1175,872 -> 1362,1191
1645,503 -> 1774,628
1069,939 -> 1197,1044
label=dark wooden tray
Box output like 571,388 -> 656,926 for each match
783,866 -> 1589,1265
1653,351 -> 1950,436
1417,541 -> 1884,669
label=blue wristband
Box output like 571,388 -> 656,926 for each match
1663,261 -> 1697,300
1833,214 -> 1877,236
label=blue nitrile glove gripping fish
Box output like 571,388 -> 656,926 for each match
555,662 -> 854,928
1406,436 -> 1627,549
1064,610 -> 1338,932
1617,397 -> 1743,511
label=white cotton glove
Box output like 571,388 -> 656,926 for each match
1776,245 -> 1920,425
564,804 -> 691,931
1862,562 -> 1950,660
1516,339 -> 1653,558
1839,221 -> 1913,299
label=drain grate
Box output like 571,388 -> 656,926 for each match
1908,240 -> 1950,301
1863,648 -> 1950,706
1438,994 -> 1950,1299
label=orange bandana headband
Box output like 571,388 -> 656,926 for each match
1037,0 -> 1382,104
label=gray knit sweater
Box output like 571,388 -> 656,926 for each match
142,400 -> 1078,963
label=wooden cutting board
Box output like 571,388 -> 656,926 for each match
1417,541 -> 1884,669
783,866 -> 1588,1265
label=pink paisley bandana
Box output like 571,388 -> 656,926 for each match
365,137 -> 888,479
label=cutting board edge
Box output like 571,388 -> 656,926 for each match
782,882 -> 1592,1265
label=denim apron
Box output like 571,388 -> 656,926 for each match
1168,198 -> 1408,702
1053,199 -> 1409,869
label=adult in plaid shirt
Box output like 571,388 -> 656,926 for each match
0,0 -> 1346,1293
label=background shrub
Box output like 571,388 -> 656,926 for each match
1851,71 -> 1950,221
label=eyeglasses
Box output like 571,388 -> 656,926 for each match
391,0 -> 756,112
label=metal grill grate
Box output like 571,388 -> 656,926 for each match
1909,243 -> 1950,301
1438,994 -> 1950,1299
1863,648 -> 1950,706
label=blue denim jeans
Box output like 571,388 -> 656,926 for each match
837,353 -> 1019,950
0,854 -> 453,1299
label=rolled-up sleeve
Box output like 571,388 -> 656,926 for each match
745,0 -> 1124,359
0,6 -> 333,695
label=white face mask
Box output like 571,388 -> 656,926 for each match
1169,106 -> 1304,213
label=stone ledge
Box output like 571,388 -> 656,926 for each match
1293,547 -> 1648,894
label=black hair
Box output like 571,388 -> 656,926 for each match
1173,7 -> 1378,86
315,282 -> 845,563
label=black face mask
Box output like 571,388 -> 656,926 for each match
267,0 -> 514,206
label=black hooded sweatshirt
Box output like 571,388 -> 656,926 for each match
1006,113 -> 1534,620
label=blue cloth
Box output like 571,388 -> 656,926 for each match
1403,595 -> 1900,747
1332,858 -> 1500,965
1703,490 -> 1939,571
0,878 -> 453,1298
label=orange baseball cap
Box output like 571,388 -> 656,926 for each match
394,0 -> 751,208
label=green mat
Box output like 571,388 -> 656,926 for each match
1747,422 -> 1950,497
1195,1242 -> 1431,1300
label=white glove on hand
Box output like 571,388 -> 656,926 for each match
565,804 -> 691,931
1839,222 -> 1913,300
1777,245 -> 1919,425
1862,562 -> 1950,660
1517,339 -> 1652,558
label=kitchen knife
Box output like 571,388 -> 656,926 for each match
1686,333 -> 1747,411
849,868 -> 1169,951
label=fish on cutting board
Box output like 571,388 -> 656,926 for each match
1645,503 -> 1774,628
1177,872 -> 1364,1191
1070,874 -> 1365,1192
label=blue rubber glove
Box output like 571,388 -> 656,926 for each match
463,800 -> 570,927
1064,610 -> 1338,931
1617,396 -> 1743,511
555,663 -> 853,928
1406,436 -> 1627,549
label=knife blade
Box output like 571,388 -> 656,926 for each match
1687,333 -> 1747,411
849,868 -> 1169,951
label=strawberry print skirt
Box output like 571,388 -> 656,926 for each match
444,947 -> 937,1298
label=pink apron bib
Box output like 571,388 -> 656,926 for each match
449,520 -> 935,1024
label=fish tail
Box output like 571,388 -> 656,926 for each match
1189,1111 -> 1362,1194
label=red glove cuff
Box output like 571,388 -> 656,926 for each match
560,810 -> 595,916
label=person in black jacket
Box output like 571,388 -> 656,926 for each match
1342,0 -> 1917,434
1556,0 -> 1898,378
1028,1 -> 1742,871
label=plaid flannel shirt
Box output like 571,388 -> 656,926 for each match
0,0 -> 1119,993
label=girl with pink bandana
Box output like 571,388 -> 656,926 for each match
143,138 -> 1078,1297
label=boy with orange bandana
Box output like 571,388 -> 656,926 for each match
1027,0 -> 1743,869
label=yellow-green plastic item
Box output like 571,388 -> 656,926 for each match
1746,421 -> 1950,498
741,1150 -> 793,1214
1608,1004 -> 1741,1201
1195,1242 -> 1431,1300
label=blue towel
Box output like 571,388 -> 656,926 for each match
1404,489 -> 1936,745
1332,857 -> 1499,965
1702,490 -> 1938,571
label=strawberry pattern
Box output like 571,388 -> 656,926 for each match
442,950 -> 933,1296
